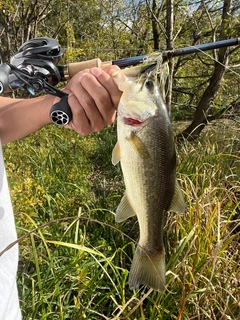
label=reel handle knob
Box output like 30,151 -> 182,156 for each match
49,95 -> 72,126
0,64 -> 11,94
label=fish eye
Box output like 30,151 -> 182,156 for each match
145,80 -> 154,91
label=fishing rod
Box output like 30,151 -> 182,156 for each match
61,37 -> 240,80
0,37 -> 239,125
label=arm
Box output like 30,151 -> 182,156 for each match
0,66 -> 121,144
0,95 -> 53,144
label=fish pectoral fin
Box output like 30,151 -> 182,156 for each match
115,193 -> 136,222
127,133 -> 149,160
168,180 -> 186,213
112,141 -> 121,165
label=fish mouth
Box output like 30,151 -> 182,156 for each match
123,117 -> 146,126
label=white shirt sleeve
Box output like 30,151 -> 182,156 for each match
0,143 -> 22,319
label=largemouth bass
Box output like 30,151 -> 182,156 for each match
112,58 -> 185,292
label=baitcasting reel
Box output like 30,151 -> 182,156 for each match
0,37 -> 72,125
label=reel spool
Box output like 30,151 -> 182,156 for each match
10,37 -> 64,86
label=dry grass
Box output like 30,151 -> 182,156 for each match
2,119 -> 239,319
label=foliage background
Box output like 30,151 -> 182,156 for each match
0,0 -> 239,319
1,0 -> 240,124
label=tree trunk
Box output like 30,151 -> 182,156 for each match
151,0 -> 160,51
166,0 -> 174,113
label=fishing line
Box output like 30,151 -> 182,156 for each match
180,0 -> 240,78
186,45 -> 240,78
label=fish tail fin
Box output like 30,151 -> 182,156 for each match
129,245 -> 165,292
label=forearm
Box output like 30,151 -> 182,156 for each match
0,67 -> 121,144
0,95 -> 55,144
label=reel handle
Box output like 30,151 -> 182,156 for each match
0,64 -> 11,94
49,95 -> 72,126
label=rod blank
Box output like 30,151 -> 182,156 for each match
111,38 -> 240,68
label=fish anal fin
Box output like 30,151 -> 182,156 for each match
112,141 -> 121,165
127,133 -> 149,160
115,192 -> 136,223
169,180 -> 186,213
129,245 -> 165,292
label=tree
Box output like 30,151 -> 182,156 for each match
165,0 -> 174,113
177,0 -> 240,140
0,0 -> 239,138
0,0 -> 69,62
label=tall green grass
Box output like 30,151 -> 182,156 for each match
3,120 -> 240,319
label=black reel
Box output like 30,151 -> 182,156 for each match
10,37 -> 64,86
4,37 -> 72,125
11,37 -> 64,66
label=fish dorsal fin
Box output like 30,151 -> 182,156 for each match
115,192 -> 136,222
127,134 -> 149,160
169,181 -> 186,213
112,141 -> 121,165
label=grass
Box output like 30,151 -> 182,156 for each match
2,119 -> 240,319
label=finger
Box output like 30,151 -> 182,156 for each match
90,67 -> 122,109
101,64 -> 121,75
67,80 -> 106,133
79,71 -> 117,125
66,93 -> 93,135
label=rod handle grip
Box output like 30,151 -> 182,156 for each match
64,58 -> 112,80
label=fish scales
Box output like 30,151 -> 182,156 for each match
112,61 -> 185,292
119,115 -> 176,245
